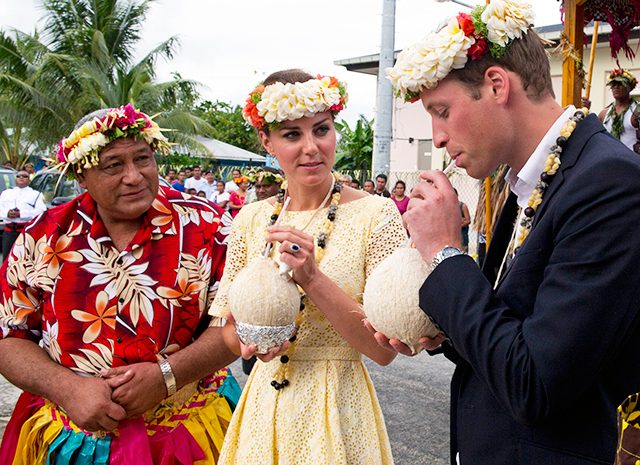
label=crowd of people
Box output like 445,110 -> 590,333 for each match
1,1 -> 640,464
159,164 -> 429,224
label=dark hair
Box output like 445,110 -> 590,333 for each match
376,173 -> 388,182
259,69 -> 316,136
394,180 -> 406,190
449,30 -> 554,102
352,179 -> 360,188
364,179 -> 374,185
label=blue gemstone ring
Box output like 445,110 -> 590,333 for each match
290,243 -> 301,253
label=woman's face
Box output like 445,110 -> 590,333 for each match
259,112 -> 336,187
395,183 -> 405,196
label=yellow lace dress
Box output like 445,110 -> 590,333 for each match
210,194 -> 406,465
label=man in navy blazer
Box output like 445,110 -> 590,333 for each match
373,2 -> 640,464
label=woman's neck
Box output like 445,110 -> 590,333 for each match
394,194 -> 405,200
286,175 -> 333,211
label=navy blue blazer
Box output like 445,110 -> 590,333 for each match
420,114 -> 640,465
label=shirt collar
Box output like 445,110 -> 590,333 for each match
71,187 -> 178,241
506,105 -> 576,208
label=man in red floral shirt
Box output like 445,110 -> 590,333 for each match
0,105 -> 240,464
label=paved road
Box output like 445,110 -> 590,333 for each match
0,353 -> 454,465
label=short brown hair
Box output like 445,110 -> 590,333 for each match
449,30 -> 554,102
263,68 -> 314,87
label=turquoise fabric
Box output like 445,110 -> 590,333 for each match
46,428 -> 111,465
219,369 -> 242,410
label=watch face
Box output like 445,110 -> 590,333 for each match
442,246 -> 463,259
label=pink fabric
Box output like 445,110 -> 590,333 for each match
110,419 -> 154,465
0,391 -> 44,464
392,196 -> 410,215
149,423 -> 206,465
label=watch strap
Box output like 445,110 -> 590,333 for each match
159,358 -> 177,397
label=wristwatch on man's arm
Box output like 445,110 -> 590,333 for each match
430,245 -> 465,271
425,245 -> 466,338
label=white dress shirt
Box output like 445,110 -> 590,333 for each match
506,105 -> 577,212
0,186 -> 47,224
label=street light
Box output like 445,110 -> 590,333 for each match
434,0 -> 475,9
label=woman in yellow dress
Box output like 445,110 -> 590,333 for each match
210,69 -> 407,465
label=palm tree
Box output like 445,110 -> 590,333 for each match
0,0 -> 211,166
334,115 -> 374,172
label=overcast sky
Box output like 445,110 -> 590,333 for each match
2,0 -> 563,125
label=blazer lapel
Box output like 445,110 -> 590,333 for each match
532,114 -> 606,228
493,114 -> 606,288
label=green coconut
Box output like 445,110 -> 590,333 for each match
228,256 -> 300,326
363,247 -> 441,354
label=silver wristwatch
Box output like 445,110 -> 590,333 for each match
159,358 -> 177,397
431,245 -> 465,271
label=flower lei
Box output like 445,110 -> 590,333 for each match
604,103 -> 635,140
242,75 -> 348,130
266,174 -> 342,390
53,104 -> 171,178
386,0 -> 535,102
513,108 -> 588,250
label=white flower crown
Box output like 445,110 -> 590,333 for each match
386,0 -> 534,102
242,75 -> 348,129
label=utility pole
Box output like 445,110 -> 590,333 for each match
372,0 -> 395,178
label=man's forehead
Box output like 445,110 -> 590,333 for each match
100,139 -> 152,157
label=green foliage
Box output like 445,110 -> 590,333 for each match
158,153 -> 202,172
334,115 -> 374,172
470,6 -> 488,38
195,100 -> 262,153
0,0 -> 211,166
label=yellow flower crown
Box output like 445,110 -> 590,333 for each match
248,169 -> 284,185
607,69 -> 638,89
53,104 -> 171,178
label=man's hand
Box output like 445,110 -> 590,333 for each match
404,170 -> 462,262
58,373 -> 132,432
101,362 -> 167,418
363,319 -> 446,356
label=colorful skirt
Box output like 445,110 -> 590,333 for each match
0,369 -> 242,465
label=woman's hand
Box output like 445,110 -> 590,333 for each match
266,225 -> 318,288
226,313 -> 291,362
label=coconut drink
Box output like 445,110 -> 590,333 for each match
363,247 -> 441,354
228,256 -> 300,353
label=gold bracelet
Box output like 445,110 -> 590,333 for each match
158,358 -> 177,397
